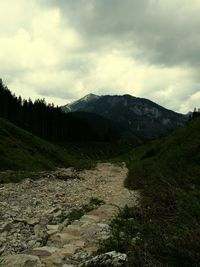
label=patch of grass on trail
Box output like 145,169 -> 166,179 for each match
101,117 -> 200,267
61,197 -> 105,225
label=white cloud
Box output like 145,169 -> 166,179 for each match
0,8 -> 83,71
0,3 -> 84,104
0,0 -> 39,36
77,51 -> 195,112
179,91 -> 200,113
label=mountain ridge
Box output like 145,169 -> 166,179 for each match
64,93 -> 100,112
62,93 -> 186,140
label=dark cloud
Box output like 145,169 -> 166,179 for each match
45,0 -> 200,67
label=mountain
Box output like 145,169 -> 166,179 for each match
62,94 -> 187,140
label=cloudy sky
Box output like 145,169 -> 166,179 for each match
0,0 -> 200,113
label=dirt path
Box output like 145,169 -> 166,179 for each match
0,163 -> 139,266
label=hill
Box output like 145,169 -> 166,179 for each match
62,94 -> 186,140
101,117 -> 200,266
0,118 -> 92,180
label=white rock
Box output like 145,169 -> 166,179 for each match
85,251 -> 128,267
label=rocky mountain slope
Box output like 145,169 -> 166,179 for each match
62,94 -> 186,140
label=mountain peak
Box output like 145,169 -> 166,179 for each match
62,93 -> 100,112
80,93 -> 100,101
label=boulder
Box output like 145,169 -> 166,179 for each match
32,246 -> 59,256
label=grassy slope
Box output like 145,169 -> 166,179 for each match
0,118 -> 93,181
0,118 -> 130,183
102,118 -> 200,266
61,142 -> 132,161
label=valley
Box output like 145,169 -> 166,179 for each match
1,1 -> 200,266
0,81 -> 200,266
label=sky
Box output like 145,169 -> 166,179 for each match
0,0 -> 200,113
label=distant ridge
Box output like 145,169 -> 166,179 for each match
62,94 -> 187,140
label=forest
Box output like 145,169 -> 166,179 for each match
0,79 -> 119,143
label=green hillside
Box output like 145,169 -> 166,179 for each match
126,117 -> 200,192
0,118 -> 92,181
0,118 -> 131,183
102,117 -> 200,266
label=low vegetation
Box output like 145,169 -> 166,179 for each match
101,117 -> 200,266
62,142 -> 131,161
61,197 -> 105,225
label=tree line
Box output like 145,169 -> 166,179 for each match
0,79 -> 119,143
192,107 -> 200,119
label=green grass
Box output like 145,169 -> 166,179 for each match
0,118 -> 94,182
60,197 -> 105,224
101,118 -> 200,266
60,142 -> 131,161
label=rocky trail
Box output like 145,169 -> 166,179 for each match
0,163 -> 139,267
